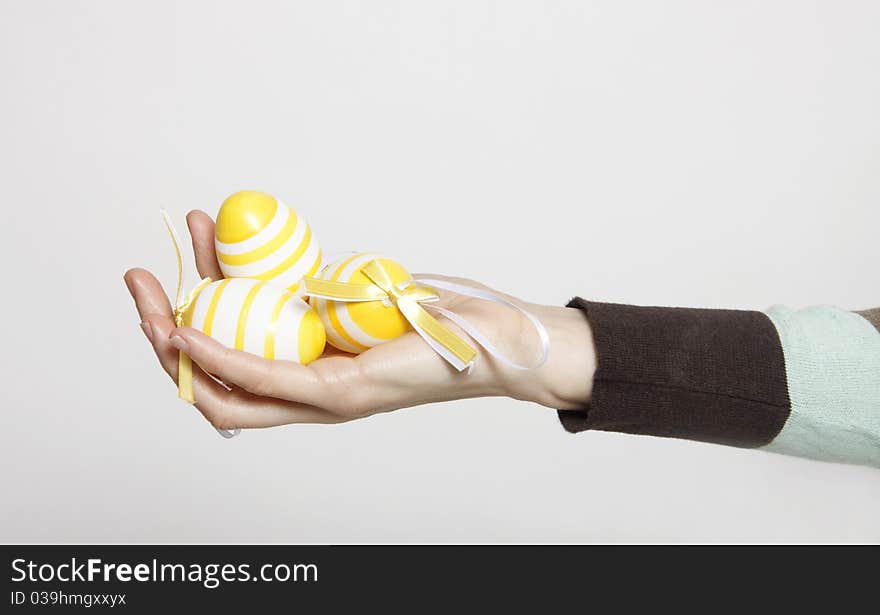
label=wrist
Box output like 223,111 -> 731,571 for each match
501,304 -> 595,409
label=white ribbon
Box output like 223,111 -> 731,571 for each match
412,277 -> 550,371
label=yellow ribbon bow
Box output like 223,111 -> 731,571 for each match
305,260 -> 479,371
162,211 -> 212,404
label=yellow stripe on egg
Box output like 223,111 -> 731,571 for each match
214,190 -> 322,295
234,281 -> 268,351
264,291 -> 293,360
182,279 -> 325,364
218,210 -> 298,267
286,249 -> 323,295
253,225 -> 313,281
203,278 -> 232,337
325,253 -> 372,353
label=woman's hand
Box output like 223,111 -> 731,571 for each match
124,210 -> 594,431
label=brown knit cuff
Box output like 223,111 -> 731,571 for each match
558,298 -> 791,448
857,308 -> 880,333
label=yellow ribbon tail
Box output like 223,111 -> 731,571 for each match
397,298 -> 477,370
178,352 -> 195,404
162,209 -> 214,405
172,277 -> 213,405
307,259 -> 477,371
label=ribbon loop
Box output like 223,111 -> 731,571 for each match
304,260 -> 550,372
360,260 -> 395,295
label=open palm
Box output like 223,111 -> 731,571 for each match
124,211 -> 583,431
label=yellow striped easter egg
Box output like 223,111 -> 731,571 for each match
309,252 -> 412,354
214,190 -> 322,294
182,278 -> 326,364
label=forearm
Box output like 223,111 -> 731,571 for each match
549,298 -> 880,468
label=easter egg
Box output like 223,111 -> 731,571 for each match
214,190 -> 322,294
309,252 -> 412,353
183,278 -> 326,364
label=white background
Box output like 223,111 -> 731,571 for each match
1,1 -> 878,542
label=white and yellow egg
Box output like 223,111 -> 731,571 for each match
182,278 -> 326,364
214,190 -> 322,294
309,252 -> 412,354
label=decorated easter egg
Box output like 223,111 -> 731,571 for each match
214,190 -> 322,294
183,278 -> 325,364
309,252 -> 412,353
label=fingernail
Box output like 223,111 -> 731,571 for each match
169,334 -> 189,352
140,322 -> 153,342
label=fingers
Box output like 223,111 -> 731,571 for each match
142,314 -> 339,428
125,267 -> 340,428
168,323 -> 489,419
124,268 -> 173,320
216,389 -> 344,428
139,313 -> 234,418
187,210 -> 223,281
140,313 -> 178,375
139,312 -> 231,416
167,326 -> 344,408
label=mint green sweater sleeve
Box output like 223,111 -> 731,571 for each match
762,306 -> 880,467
